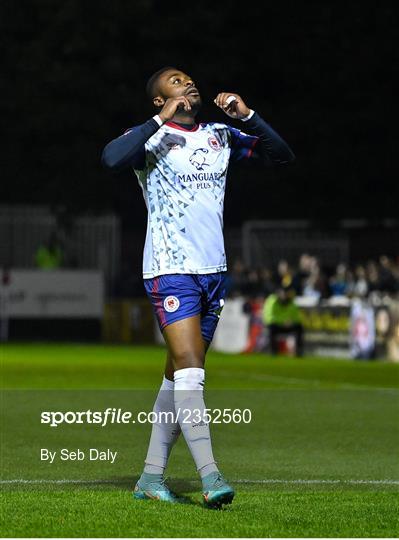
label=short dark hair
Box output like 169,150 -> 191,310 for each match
146,66 -> 177,99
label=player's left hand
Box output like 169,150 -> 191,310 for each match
214,93 -> 251,119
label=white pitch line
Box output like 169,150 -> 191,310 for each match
234,478 -> 399,486
217,370 -> 399,392
1,478 -> 398,486
0,479 -> 117,485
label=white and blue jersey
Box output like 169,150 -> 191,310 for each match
133,120 -> 258,278
102,111 -> 294,340
103,113 -> 294,278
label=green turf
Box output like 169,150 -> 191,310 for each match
1,344 -> 399,537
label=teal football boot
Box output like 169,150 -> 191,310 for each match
202,472 -> 235,509
133,473 -> 179,503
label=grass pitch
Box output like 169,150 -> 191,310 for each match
1,344 -> 399,537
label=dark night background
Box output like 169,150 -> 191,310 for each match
2,1 -> 397,230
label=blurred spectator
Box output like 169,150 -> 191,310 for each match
310,257 -> 329,296
379,256 -> 398,293
244,269 -> 261,297
258,267 -> 274,297
292,253 -> 312,295
275,259 -> 293,289
366,261 -> 380,293
301,257 -> 328,300
392,257 -> 399,282
329,263 -> 349,296
225,258 -> 247,297
303,274 -> 322,300
350,265 -> 369,298
35,232 -> 63,270
244,294 -> 268,352
263,284 -> 304,355
225,253 -> 399,301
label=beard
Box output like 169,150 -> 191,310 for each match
186,94 -> 202,114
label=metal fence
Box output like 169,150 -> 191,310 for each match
0,205 -> 120,287
242,220 -> 350,268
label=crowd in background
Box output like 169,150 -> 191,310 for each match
32,231 -> 399,303
225,254 -> 399,300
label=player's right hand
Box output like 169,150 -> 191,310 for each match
159,97 -> 192,123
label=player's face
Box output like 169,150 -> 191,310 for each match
156,70 -> 202,108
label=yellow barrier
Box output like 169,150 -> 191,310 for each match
102,299 -> 155,344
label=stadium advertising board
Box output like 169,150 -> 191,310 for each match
0,270 -> 104,318
212,298 -> 399,360
299,302 -> 351,358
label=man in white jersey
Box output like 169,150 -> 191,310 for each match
102,67 -> 295,508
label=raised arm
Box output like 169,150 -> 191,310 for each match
214,92 -> 295,166
241,111 -> 295,165
101,96 -> 193,171
101,119 -> 160,171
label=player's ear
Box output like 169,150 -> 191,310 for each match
153,96 -> 165,107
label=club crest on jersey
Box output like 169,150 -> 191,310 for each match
164,295 -> 180,313
208,136 -> 222,151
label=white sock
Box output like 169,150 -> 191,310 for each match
143,376 -> 181,474
174,367 -> 219,475
198,462 -> 219,478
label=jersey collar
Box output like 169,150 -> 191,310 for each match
165,121 -> 199,132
